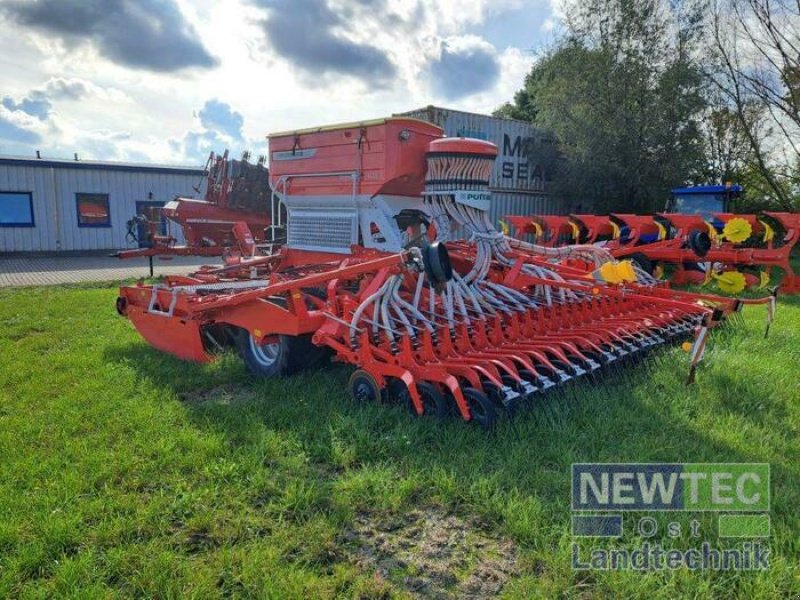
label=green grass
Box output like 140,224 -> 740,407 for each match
0,284 -> 798,598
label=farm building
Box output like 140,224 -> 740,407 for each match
0,155 -> 204,253
395,106 -> 567,223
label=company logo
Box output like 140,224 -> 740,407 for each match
572,463 -> 769,511
453,190 -> 491,211
570,463 -> 771,571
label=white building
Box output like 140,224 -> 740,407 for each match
0,155 -> 204,253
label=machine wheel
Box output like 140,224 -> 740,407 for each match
687,230 -> 712,257
496,376 -> 525,415
418,382 -> 448,420
349,370 -> 381,404
463,387 -> 496,431
682,261 -> 704,272
390,379 -> 447,420
237,332 -> 327,377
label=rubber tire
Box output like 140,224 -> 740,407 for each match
463,387 -> 496,432
390,379 -> 448,420
349,370 -> 381,404
237,332 -> 328,378
518,369 -> 545,396
417,382 -> 448,420
687,230 -> 711,258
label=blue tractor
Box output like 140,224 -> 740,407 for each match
667,184 -> 743,219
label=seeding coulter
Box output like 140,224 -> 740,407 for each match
117,117 -> 773,430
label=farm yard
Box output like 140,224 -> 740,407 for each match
2,0 -> 800,596
0,282 -> 798,599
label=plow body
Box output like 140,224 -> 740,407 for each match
505,209 -> 800,294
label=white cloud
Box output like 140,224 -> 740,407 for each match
0,0 -> 557,163
0,104 -> 51,147
43,77 -> 131,103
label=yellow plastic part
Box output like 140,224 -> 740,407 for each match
595,260 -> 637,284
713,270 -> 747,294
597,262 -> 622,283
530,220 -> 543,237
759,219 -> 774,243
655,221 -> 667,241
610,221 -> 621,239
569,221 -> 580,240
757,271 -> 770,290
706,222 -> 719,241
618,260 -> 637,282
722,217 -> 752,243
701,267 -> 713,287
498,219 -> 510,235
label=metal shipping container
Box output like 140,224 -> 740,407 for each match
0,156 -> 204,252
395,106 -> 567,224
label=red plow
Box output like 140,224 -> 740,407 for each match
504,209 -> 800,294
117,117 -> 777,430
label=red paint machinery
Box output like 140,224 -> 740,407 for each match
115,151 -> 278,264
116,118 -> 775,429
504,196 -> 799,295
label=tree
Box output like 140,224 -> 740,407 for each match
499,0 -> 709,213
492,67 -> 545,122
706,0 -> 800,209
700,93 -> 766,184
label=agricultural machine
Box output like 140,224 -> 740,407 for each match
116,117 -> 776,430
504,185 -> 800,294
115,151 -> 282,267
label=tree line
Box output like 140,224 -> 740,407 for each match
495,0 -> 799,213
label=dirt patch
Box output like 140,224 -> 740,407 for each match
341,507 -> 518,599
179,384 -> 255,406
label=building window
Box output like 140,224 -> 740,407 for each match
76,193 -> 111,227
0,191 -> 35,227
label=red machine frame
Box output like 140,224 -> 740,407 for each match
117,119 -> 777,431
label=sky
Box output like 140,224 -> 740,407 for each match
0,0 -> 560,165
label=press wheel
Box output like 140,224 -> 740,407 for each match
462,387 -> 496,432
349,369 -> 381,404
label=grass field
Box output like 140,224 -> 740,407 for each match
0,284 -> 798,598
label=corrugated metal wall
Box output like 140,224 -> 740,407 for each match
396,106 -> 569,224
490,192 -> 563,226
0,162 -> 202,252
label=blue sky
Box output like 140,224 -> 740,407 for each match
0,0 -> 559,164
